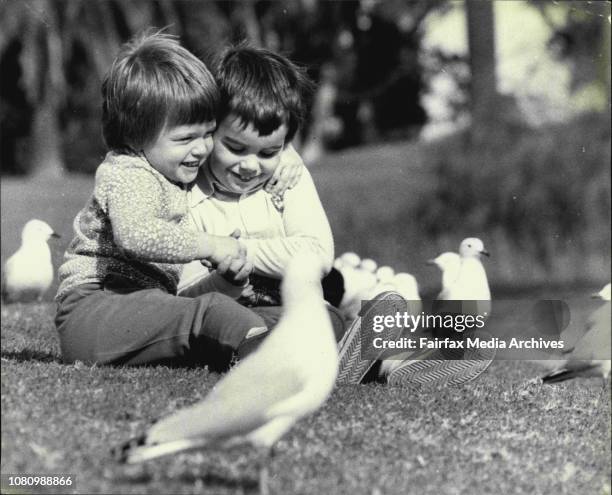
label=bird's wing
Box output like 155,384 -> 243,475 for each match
243,415 -> 299,449
541,361 -> 605,383
146,358 -> 305,445
542,302 -> 610,382
568,302 -> 610,361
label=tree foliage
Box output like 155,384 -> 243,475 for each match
1,0 -> 439,175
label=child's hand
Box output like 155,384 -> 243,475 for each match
264,143 -> 304,197
216,255 -> 253,286
206,232 -> 246,267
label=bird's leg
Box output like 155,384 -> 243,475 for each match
257,446 -> 275,495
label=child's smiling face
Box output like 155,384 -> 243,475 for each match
209,114 -> 288,194
143,121 -> 216,185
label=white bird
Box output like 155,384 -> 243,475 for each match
360,258 -> 378,273
116,250 -> 338,467
542,283 -> 611,383
2,219 -> 59,303
595,283 -> 611,302
375,265 -> 395,282
426,252 -> 461,300
339,251 -> 361,268
337,253 -> 377,320
435,238 -> 491,318
364,265 -> 395,300
448,238 -> 490,300
378,273 -> 422,377
385,239 -> 494,385
393,273 -> 422,311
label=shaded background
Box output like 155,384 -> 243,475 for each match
1,0 -> 610,297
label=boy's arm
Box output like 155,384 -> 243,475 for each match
241,168 -> 334,277
264,143 -> 304,196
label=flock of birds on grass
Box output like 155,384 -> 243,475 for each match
2,219 -> 610,484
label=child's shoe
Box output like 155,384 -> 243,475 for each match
337,291 -> 407,384
386,330 -> 496,386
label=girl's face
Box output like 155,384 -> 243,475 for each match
208,114 -> 287,194
143,121 -> 216,185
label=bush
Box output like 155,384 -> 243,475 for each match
416,113 -> 611,285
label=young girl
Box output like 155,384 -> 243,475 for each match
54,32 -> 270,371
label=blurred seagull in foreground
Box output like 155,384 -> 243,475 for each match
542,283 -> 611,384
2,219 -> 59,303
115,251 -> 338,485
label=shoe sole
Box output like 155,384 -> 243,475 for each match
337,291 -> 407,385
387,331 -> 496,387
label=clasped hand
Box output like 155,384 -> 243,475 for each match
202,229 -> 252,286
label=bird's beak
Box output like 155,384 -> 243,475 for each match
480,250 -> 490,257
51,232 -> 61,238
425,259 -> 436,266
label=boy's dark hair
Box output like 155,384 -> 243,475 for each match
102,31 -> 219,153
215,43 -> 314,143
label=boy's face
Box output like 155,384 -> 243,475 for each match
209,114 -> 288,194
143,121 -> 216,185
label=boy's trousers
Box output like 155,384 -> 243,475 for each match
55,277 -> 266,371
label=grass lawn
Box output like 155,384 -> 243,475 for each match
1,301 -> 610,495
1,143 -> 611,494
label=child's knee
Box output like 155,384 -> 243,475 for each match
196,292 -> 266,348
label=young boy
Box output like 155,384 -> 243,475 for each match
54,32 -> 269,371
177,44 -> 408,383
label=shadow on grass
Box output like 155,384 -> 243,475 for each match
1,349 -> 62,363
180,471 -> 259,492
116,467 -> 259,491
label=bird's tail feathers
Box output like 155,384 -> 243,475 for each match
541,363 -> 599,383
114,434 -> 211,464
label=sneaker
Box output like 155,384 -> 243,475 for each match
337,291 -> 407,385
387,330 -> 496,387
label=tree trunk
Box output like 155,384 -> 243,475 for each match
233,2 -> 262,46
29,97 -> 64,179
600,3 -> 611,107
22,0 -> 65,178
465,0 -> 498,143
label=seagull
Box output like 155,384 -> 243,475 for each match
336,251 -> 360,270
385,239 -> 494,385
2,219 -> 60,303
360,258 -> 378,273
426,252 -> 461,300
115,250 -> 338,471
542,283 -> 611,384
364,265 -> 396,300
375,265 -> 395,282
393,273 -> 422,313
447,237 -> 491,306
336,253 -> 377,320
378,273 -> 422,377
432,238 -> 491,320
